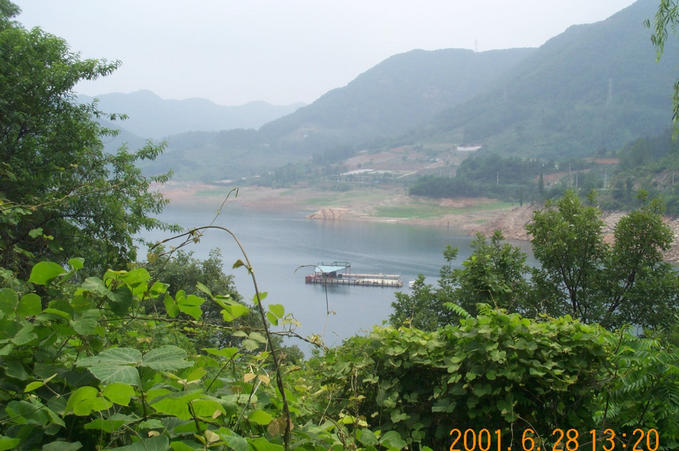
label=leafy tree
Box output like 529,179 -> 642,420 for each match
391,233 -> 531,330
528,190 -> 679,328
647,0 -> 679,124
316,309 -> 679,450
444,231 -> 531,316
395,190 -> 679,331
527,191 -> 609,321
390,274 -> 451,330
0,1 -> 169,276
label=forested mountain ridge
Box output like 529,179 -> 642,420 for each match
142,0 -> 679,182
258,48 -> 535,146
80,90 -> 304,139
424,0 -> 678,158
143,48 -> 535,180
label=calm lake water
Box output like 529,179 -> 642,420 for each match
141,205 -> 525,351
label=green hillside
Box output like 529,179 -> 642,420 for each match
424,0 -> 678,158
144,48 -> 534,181
259,48 -> 534,148
143,0 -> 679,183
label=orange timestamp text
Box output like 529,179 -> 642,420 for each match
449,428 -> 660,451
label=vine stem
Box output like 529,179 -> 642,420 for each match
151,225 -> 292,450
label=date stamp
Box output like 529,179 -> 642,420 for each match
449,428 -> 660,451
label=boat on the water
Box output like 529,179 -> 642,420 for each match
304,261 -> 403,288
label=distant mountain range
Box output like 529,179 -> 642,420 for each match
142,48 -> 535,180
132,0 -> 678,181
80,90 -> 304,139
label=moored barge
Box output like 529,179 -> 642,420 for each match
304,261 -> 403,288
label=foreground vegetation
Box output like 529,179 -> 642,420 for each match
2,1 -> 679,450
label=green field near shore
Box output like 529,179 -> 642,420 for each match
374,200 -> 516,219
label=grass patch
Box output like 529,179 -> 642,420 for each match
448,201 -> 517,215
305,189 -> 395,207
374,204 -> 452,219
375,200 -> 517,219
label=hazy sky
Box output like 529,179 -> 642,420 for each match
15,0 -> 638,106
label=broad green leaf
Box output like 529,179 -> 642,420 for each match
268,304 -> 284,318
24,381 -> 44,393
77,348 -> 142,385
251,291 -> 267,304
164,294 -> 179,317
232,259 -> 245,269
17,293 -> 41,316
248,409 -> 273,425
357,428 -> 378,446
66,386 -> 112,416
249,332 -> 267,344
86,365 -> 140,386
176,291 -> 204,320
78,347 -> 142,367
248,437 -> 283,451
148,281 -> 169,297
28,227 -> 43,238
390,410 -> 409,423
195,281 -> 212,297
380,430 -> 406,449
0,436 -> 21,451
41,308 -> 71,320
178,304 -> 201,320
138,419 -> 164,430
472,383 -> 492,397
266,311 -> 278,325
6,400 -> 50,425
142,345 -> 192,371
42,441 -> 83,451
29,262 -> 66,285
123,268 -> 151,287
68,257 -> 85,271
0,288 -> 18,315
225,301 -> 249,320
203,347 -> 238,360
108,436 -> 169,451
12,323 -> 37,345
5,360 -> 29,380
72,309 -> 100,336
103,383 -> 135,406
108,286 -> 134,315
146,388 -> 171,402
169,442 -> 197,451
150,391 -> 203,420
84,415 -> 132,433
79,277 -> 109,297
242,339 -> 259,351
217,429 -> 248,451
191,398 -> 225,418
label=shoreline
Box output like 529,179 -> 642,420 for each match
155,182 -> 527,236
154,182 -> 679,262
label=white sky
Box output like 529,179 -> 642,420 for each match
15,0 -> 638,106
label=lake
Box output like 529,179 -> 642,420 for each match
141,205 -> 517,351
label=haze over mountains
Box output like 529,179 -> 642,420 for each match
100,0 -> 677,182
81,90 -> 303,139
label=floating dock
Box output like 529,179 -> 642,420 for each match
304,261 -> 403,288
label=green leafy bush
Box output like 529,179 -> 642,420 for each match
311,308 -> 679,450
